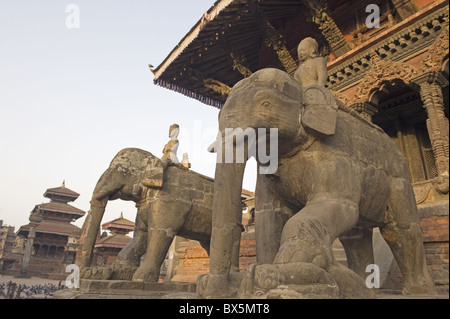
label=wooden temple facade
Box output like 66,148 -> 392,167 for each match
152,0 -> 449,292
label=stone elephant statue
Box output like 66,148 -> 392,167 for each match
199,68 -> 436,298
80,148 -> 241,282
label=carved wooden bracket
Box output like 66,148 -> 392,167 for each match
248,0 -> 297,75
301,0 -> 349,56
422,14 -> 449,73
187,68 -> 231,96
218,36 -> 253,78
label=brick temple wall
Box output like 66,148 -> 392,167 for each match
170,229 -> 257,283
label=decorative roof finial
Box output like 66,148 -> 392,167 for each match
62,180 -> 66,188
120,211 -> 123,219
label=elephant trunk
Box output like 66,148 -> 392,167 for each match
80,204 -> 106,267
206,160 -> 246,296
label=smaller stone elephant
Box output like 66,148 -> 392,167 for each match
80,148 -> 242,282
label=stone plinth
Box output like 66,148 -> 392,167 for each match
54,279 -> 197,299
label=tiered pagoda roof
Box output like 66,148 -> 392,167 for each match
17,181 -> 85,238
95,213 -> 134,250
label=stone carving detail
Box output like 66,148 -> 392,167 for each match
161,124 -> 180,165
294,37 -> 328,87
413,184 -> 433,204
199,68 -> 436,298
80,147 -> 240,282
354,53 -> 419,103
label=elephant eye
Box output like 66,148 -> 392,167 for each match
261,101 -> 271,107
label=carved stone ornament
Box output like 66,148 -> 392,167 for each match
354,53 -> 419,103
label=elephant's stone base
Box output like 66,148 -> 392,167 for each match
53,279 -> 197,299
198,263 -> 375,299
80,265 -> 138,281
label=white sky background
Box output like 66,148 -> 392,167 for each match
0,1 -> 257,230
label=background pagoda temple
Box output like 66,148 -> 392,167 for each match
152,0 -> 449,293
5,182 -> 85,280
91,213 -> 134,266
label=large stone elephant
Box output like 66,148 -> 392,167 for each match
80,148 -> 241,282
199,68 -> 436,298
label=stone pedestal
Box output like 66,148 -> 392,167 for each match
53,279 -> 197,299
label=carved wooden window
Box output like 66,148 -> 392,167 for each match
415,123 -> 438,180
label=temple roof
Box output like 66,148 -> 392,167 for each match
152,0 -> 448,108
95,234 -> 132,249
39,202 -> 85,217
101,213 -> 135,233
44,181 -> 80,203
17,219 -> 81,237
151,0 -> 310,108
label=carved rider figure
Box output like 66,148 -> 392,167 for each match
294,37 -> 337,136
161,123 -> 180,165
294,37 -> 328,87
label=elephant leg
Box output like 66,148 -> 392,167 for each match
380,177 -> 437,295
338,226 -> 374,278
132,228 -> 174,282
255,176 -> 294,265
274,198 -> 359,269
132,199 -> 189,282
115,208 -> 148,267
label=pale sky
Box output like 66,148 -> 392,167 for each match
0,0 -> 257,231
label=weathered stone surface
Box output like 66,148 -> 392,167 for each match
201,67 -> 437,299
54,279 -> 196,299
79,147 -> 240,283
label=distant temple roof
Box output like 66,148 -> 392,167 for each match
17,181 -> 85,237
44,181 -> 80,203
39,202 -> 85,217
95,234 -> 132,249
101,213 -> 135,233
18,219 -> 81,237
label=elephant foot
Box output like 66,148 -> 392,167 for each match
131,265 -> 160,282
238,262 -> 376,299
197,274 -> 239,299
238,263 -> 340,299
327,263 -> 375,299
80,266 -> 112,280
402,275 -> 438,295
274,240 -> 332,269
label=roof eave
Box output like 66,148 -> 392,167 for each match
152,0 -> 236,81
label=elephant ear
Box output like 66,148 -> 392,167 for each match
301,85 -> 338,137
141,156 -> 164,189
